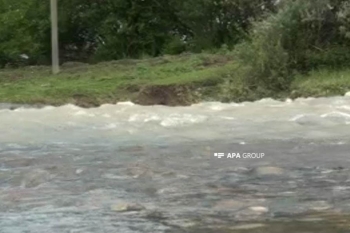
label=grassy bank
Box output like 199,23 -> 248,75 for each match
0,53 -> 349,107
0,53 -> 235,107
291,69 -> 350,98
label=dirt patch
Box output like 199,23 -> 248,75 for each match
71,94 -> 100,108
61,61 -> 87,68
133,84 -> 198,106
200,54 -> 233,67
0,72 -> 25,81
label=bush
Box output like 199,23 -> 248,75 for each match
234,1 -> 303,91
338,1 -> 350,39
235,0 -> 350,91
305,46 -> 350,70
163,35 -> 187,55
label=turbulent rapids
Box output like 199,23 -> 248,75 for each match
1,95 -> 350,232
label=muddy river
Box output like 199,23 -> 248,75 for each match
1,96 -> 350,232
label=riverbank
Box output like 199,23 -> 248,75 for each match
1,53 -> 350,107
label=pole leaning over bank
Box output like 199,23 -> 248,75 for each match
50,0 -> 59,74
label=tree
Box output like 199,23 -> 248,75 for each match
0,0 -> 277,66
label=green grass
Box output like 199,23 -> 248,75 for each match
1,52 -> 350,107
0,53 -> 238,106
291,68 -> 350,98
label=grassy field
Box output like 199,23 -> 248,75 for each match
0,53 -> 350,107
0,53 -> 239,107
291,68 -> 350,98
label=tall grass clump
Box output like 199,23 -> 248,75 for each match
235,0 -> 350,93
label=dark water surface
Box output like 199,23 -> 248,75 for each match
1,97 -> 350,232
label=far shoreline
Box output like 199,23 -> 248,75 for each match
1,91 -> 349,110
1,54 -> 350,109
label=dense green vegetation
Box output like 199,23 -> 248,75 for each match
0,0 -> 274,66
0,54 -> 239,106
1,52 -> 349,107
1,0 -> 350,105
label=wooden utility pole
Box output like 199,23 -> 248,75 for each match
50,0 -> 59,74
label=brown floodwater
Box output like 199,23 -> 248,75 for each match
1,96 -> 350,232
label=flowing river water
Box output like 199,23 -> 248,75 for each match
1,95 -> 350,233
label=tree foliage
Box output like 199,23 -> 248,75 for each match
235,0 -> 350,91
0,0 -> 275,67
1,0 -> 350,78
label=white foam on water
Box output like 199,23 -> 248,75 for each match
220,116 -> 235,120
336,141 -> 345,145
321,111 -> 350,119
97,123 -> 118,130
66,104 -> 80,110
128,113 -> 161,122
230,103 -> 245,107
209,105 -> 226,111
160,114 -> 207,127
336,105 -> 350,111
98,104 -> 117,109
102,114 -> 111,118
256,98 -> 276,103
333,186 -> 350,191
289,114 -> 305,122
73,110 -> 95,117
13,107 -> 27,112
269,104 -> 289,108
2,96 -> 350,144
42,106 -> 55,111
192,102 -> 244,109
117,101 -> 135,106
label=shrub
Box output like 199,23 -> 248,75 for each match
234,1 -> 304,91
235,0 -> 350,92
163,35 -> 187,55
